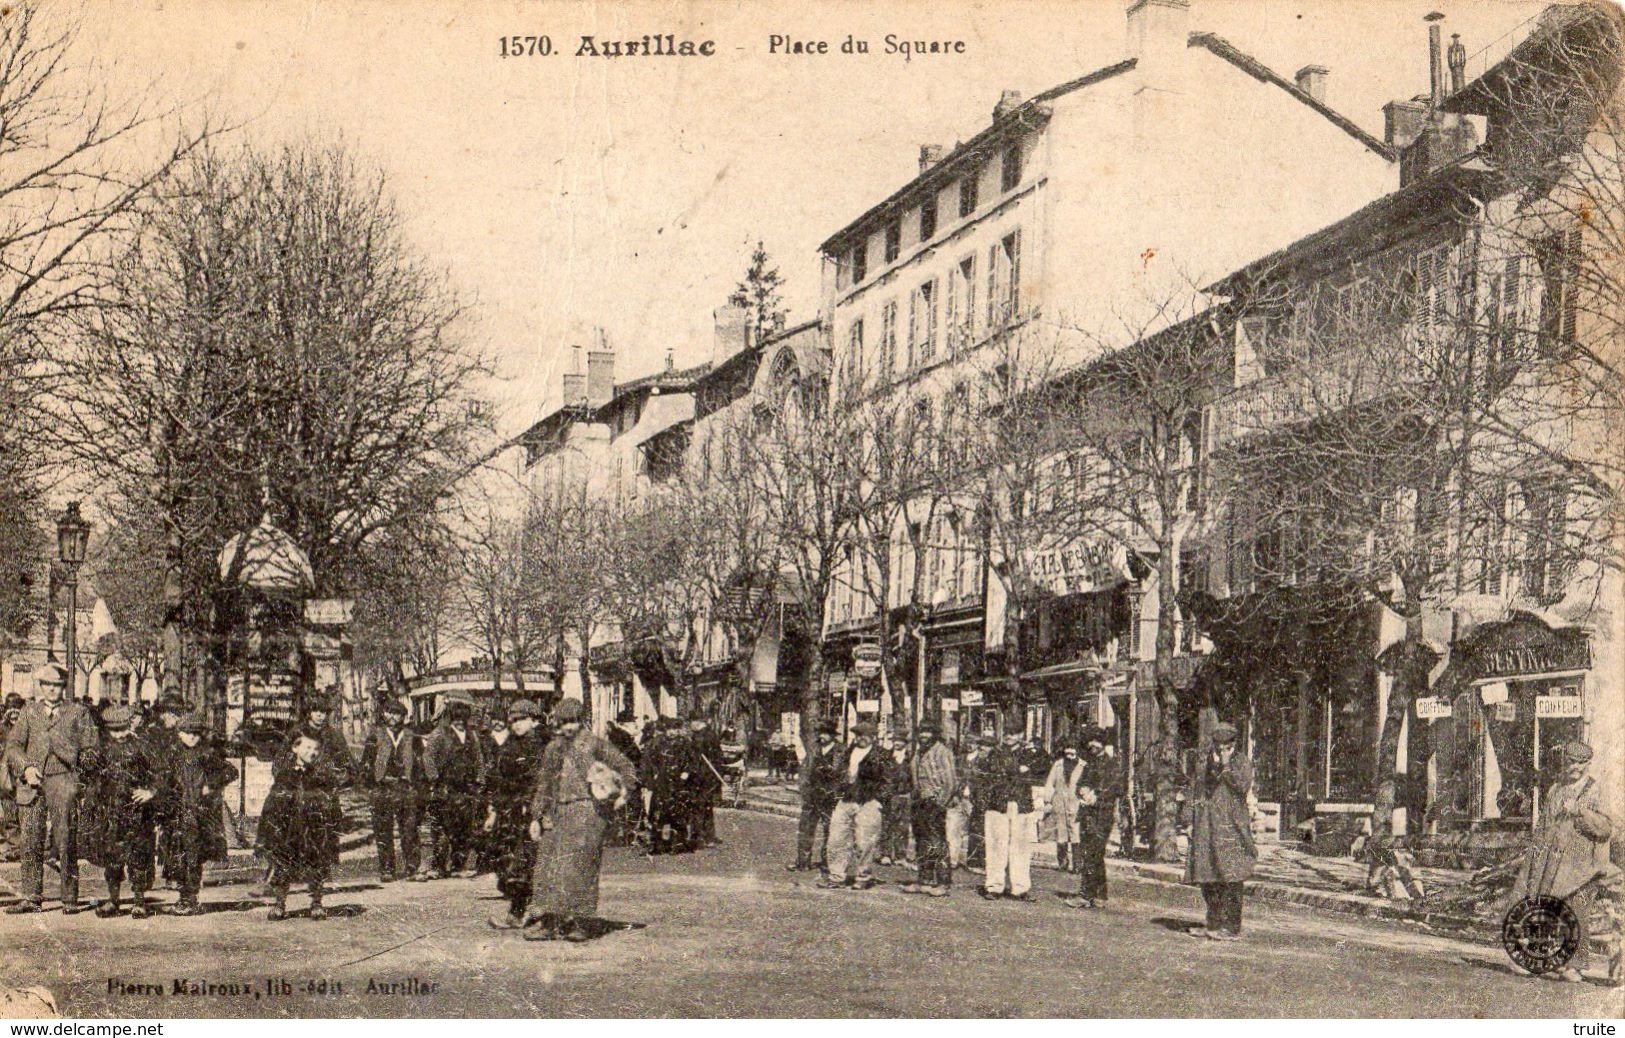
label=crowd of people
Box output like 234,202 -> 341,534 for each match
5,662 -> 1618,972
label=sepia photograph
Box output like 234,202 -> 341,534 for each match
0,0 -> 1621,1021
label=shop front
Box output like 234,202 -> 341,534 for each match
1420,611 -> 1592,833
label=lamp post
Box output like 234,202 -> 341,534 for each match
56,502 -> 91,700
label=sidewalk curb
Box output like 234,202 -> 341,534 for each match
728,797 -> 1502,946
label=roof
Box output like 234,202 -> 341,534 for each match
1187,33 -> 1394,159
818,59 -> 1136,255
1205,155 -> 1494,294
218,515 -> 314,592
1443,4 -> 1619,115
819,30 -> 1397,257
611,361 -> 713,397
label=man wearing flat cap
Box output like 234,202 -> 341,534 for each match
359,698 -> 421,883
901,721 -> 956,896
1184,721 -> 1256,940
1063,726 -> 1122,910
4,663 -> 99,913
484,699 -> 548,928
788,718 -> 843,874
820,721 -> 888,890
1513,740 -> 1620,983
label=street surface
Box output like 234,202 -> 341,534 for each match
1,811 -> 1618,1018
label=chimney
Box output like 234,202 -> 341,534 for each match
918,144 -> 946,172
712,304 -> 751,367
561,371 -> 586,405
1383,99 -> 1429,149
1126,0 -> 1192,69
1426,11 -> 1445,108
992,90 -> 1023,120
586,348 -> 614,407
1295,64 -> 1328,104
1447,33 -> 1466,95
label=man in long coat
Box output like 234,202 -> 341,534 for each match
521,698 -> 637,942
423,699 -> 487,877
787,720 -> 843,873
687,719 -> 724,848
82,705 -> 161,917
358,699 -> 421,883
1043,740 -> 1087,873
1184,722 -> 1256,940
4,664 -> 99,914
1512,741 -> 1620,983
1065,726 -> 1122,909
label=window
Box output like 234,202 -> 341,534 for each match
958,173 -> 979,218
1180,410 -> 1207,512
1414,243 -> 1460,335
920,195 -> 938,241
879,300 -> 898,382
852,240 -> 868,285
910,397 -> 933,459
884,219 -> 901,264
987,229 -> 1021,329
845,317 -> 865,388
948,255 -> 977,351
1521,478 -> 1570,603
1001,142 -> 1022,192
909,279 -> 938,367
1537,229 -> 1582,349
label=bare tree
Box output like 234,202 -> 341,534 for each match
52,141 -> 492,715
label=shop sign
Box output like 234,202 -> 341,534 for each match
960,688 -> 984,707
1022,539 -> 1128,597
941,697 -> 959,713
303,598 -> 354,626
828,671 -> 847,696
1480,681 -> 1509,705
1493,702 -> 1517,722
1478,641 -> 1591,680
940,650 -> 961,686
302,629 -> 344,658
1535,695 -> 1584,719
780,711 -> 800,739
855,698 -> 880,713
1414,697 -> 1452,720
852,643 -> 882,678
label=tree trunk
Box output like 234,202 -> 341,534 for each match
1151,545 -> 1182,862
1371,597 -> 1425,840
797,634 -> 826,788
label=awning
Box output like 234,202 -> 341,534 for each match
1023,659 -> 1100,681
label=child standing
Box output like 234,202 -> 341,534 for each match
84,705 -> 160,918
260,731 -> 345,920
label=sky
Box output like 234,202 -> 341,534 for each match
81,0 -> 1556,438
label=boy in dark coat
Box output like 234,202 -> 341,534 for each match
83,705 -> 160,917
164,715 -> 238,915
261,730 -> 345,920
483,699 -> 547,928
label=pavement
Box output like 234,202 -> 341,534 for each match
735,777 -> 1502,941
0,810 -> 1620,1018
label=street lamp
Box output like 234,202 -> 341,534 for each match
56,502 -> 90,700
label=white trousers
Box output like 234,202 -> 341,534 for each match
983,804 -> 1034,896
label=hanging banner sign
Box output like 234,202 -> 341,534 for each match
1479,681 -> 1509,705
1493,702 -> 1517,722
852,643 -> 882,678
1535,695 -> 1584,718
941,697 -> 960,713
1414,697 -> 1452,720
855,698 -> 881,713
959,688 -> 984,707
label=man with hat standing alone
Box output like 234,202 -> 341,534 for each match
359,698 -> 421,883
1185,721 -> 1256,940
820,721 -> 888,890
423,697 -> 487,879
4,663 -> 99,913
483,699 -> 547,929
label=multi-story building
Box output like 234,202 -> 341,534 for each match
815,0 -> 1400,747
1200,2 -> 1621,844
